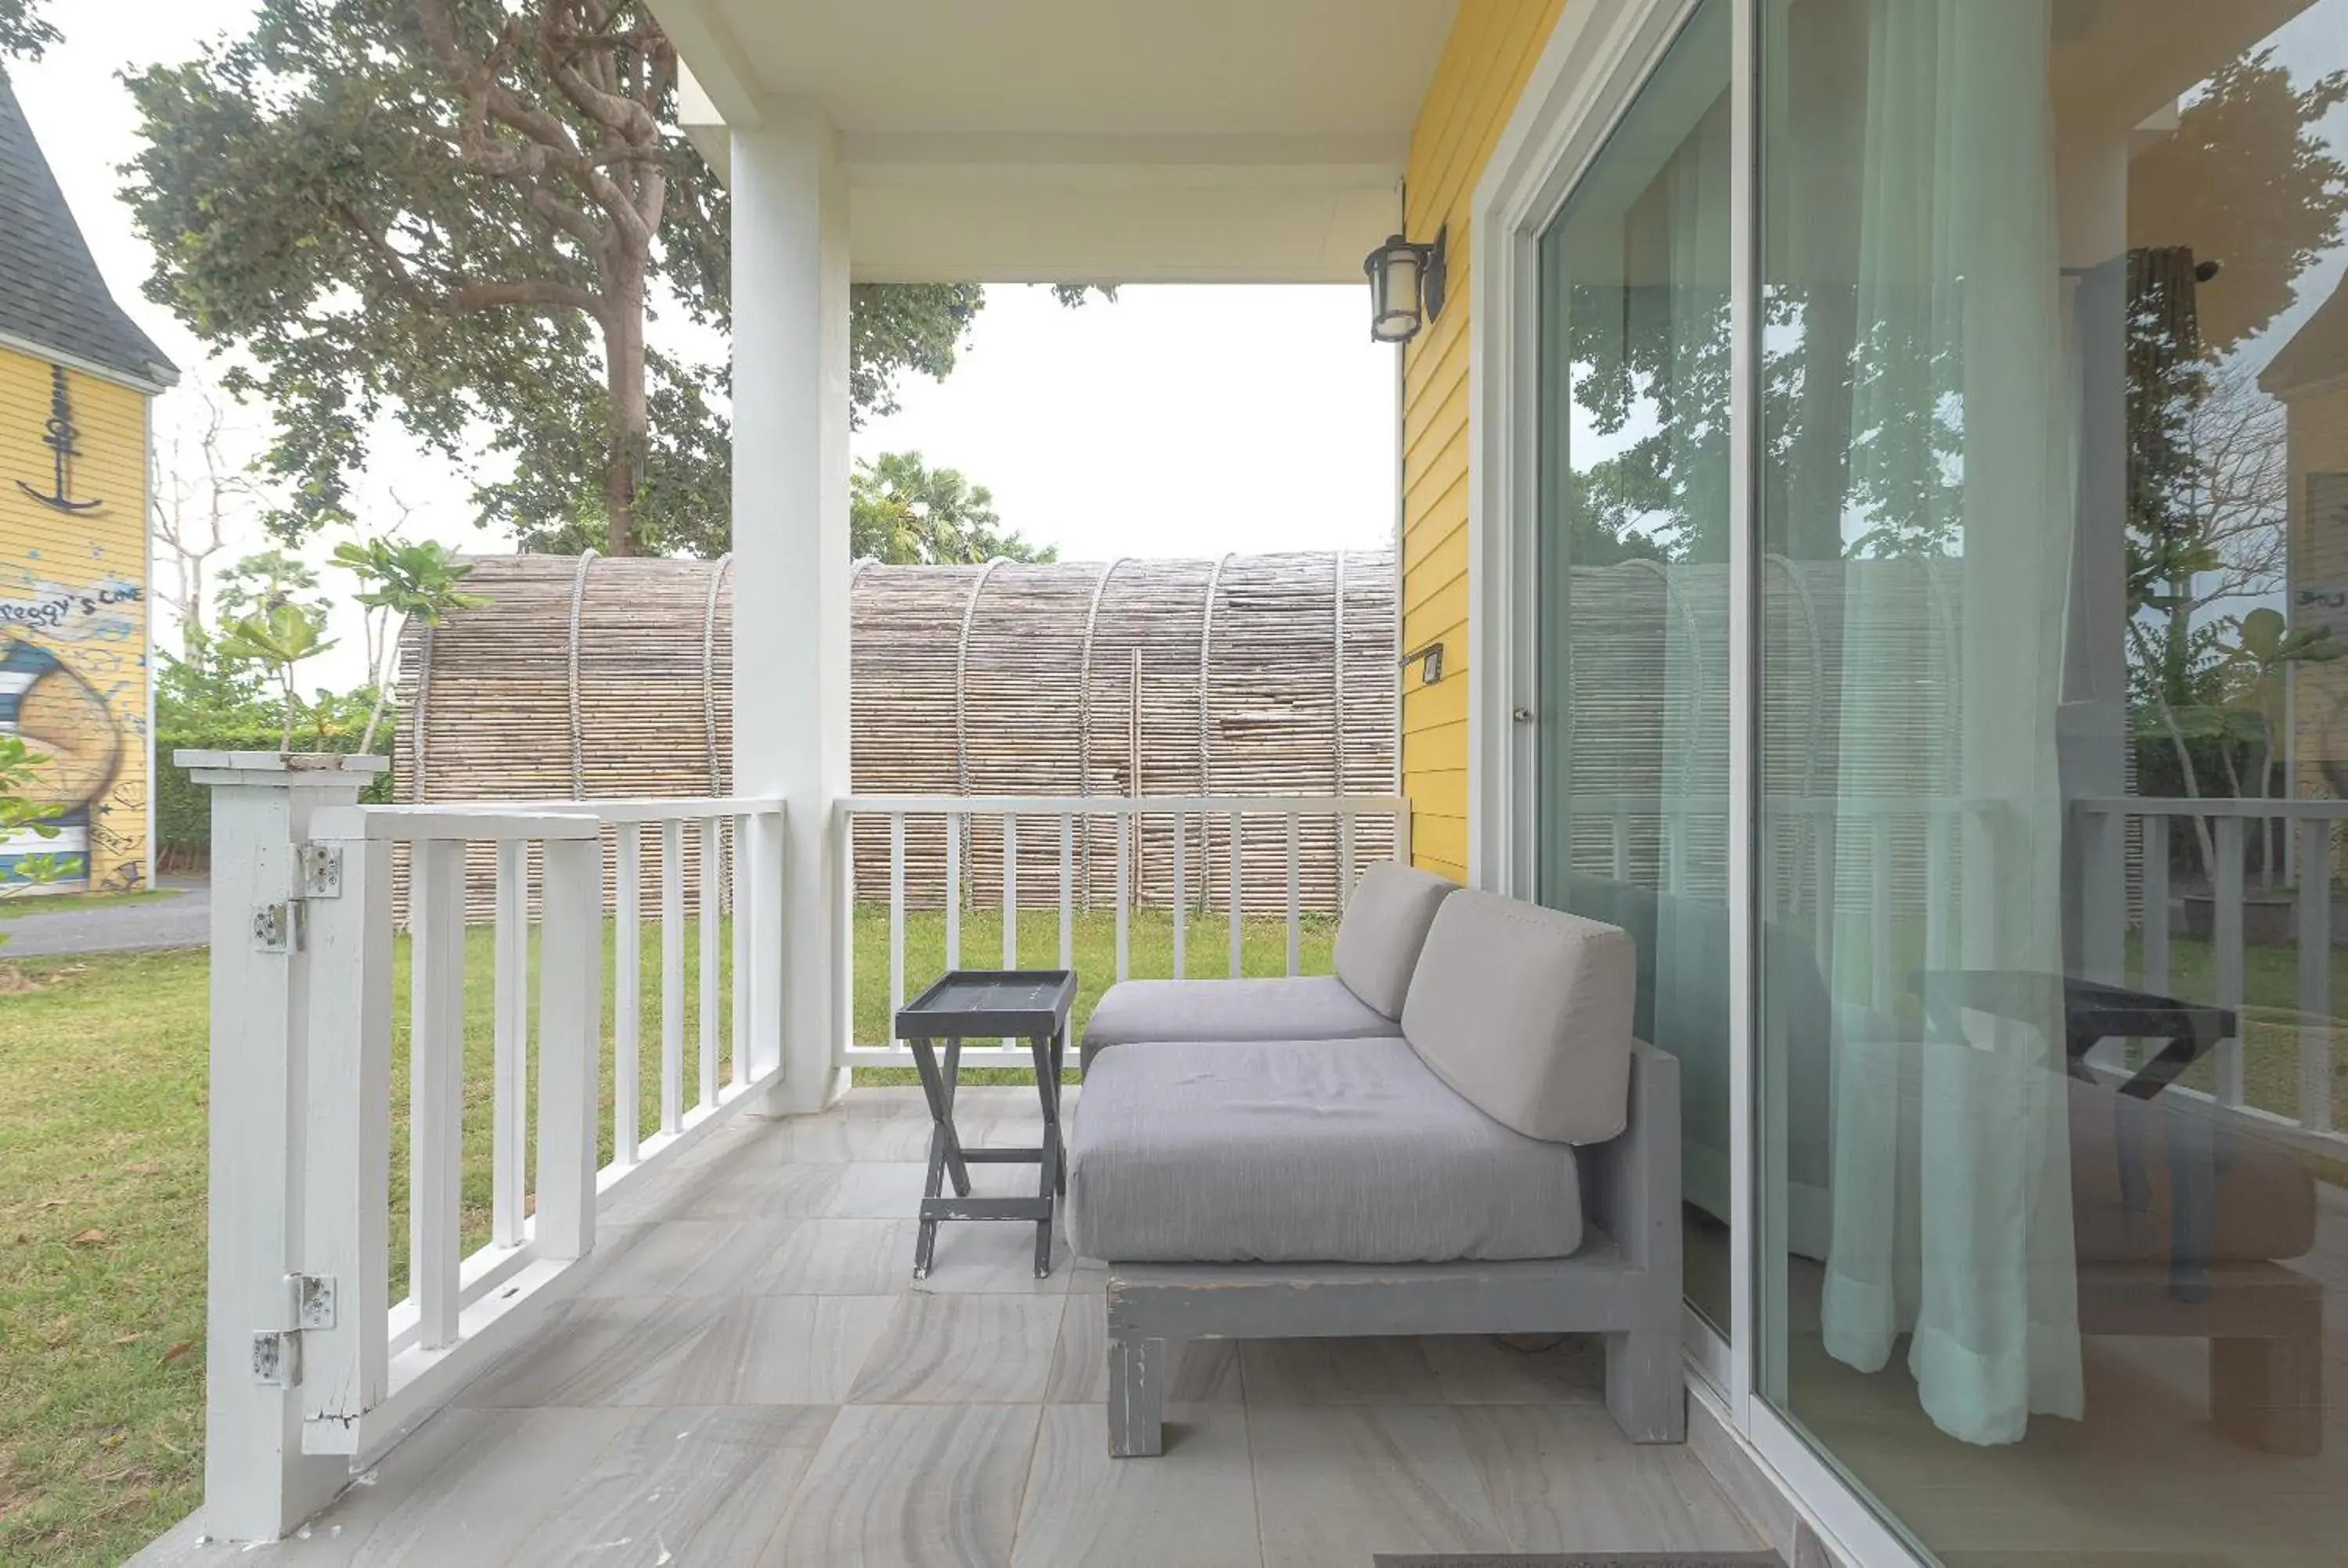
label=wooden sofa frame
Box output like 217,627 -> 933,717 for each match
1097,1041 -> 1686,1456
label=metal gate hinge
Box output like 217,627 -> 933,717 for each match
252,1329 -> 300,1386
293,1272 -> 337,1330
250,901 -> 304,954
297,843 -> 344,899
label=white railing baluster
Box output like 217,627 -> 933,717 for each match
1059,813 -> 1075,973
889,812 -> 906,1041
301,827 -> 391,1451
535,835 -> 601,1261
661,818 -> 684,1135
1229,811 -> 1244,978
1612,813 -> 1631,883
2215,815 -> 2246,1108
945,811 -> 963,969
1115,811 -> 1131,982
409,838 -> 465,1352
2299,817 -> 2333,1134
699,817 -> 719,1110
729,816 -> 748,1088
1173,810 -> 1188,978
2142,814 -> 2170,997
1003,815 -> 1019,968
492,840 -> 528,1248
1285,814 -> 1301,976
615,822 -> 642,1164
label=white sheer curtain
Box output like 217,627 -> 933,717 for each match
1817,0 -> 2085,1447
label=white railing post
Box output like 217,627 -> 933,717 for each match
179,750 -> 384,1544
297,816 -> 392,1458
536,834 -> 603,1260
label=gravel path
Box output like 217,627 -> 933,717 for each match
0,876 -> 210,958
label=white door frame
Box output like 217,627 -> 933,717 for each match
1462,4 -> 1923,1565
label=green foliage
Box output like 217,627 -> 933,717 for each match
212,548 -> 325,624
216,602 -> 337,751
848,451 -> 1057,566
0,735 -> 67,925
0,0 -> 56,62
331,536 -> 487,749
124,2 -> 1107,559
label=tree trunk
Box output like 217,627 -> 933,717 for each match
600,247 -> 649,556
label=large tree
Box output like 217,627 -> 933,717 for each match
0,0 -> 52,62
125,2 -> 1088,559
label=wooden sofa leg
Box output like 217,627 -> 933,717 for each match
2212,1334 -> 2322,1456
1107,1336 -> 1166,1458
1605,1328 -> 1685,1444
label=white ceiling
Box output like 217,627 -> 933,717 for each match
651,0 -> 1459,282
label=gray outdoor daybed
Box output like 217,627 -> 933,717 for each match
1066,883 -> 1684,1457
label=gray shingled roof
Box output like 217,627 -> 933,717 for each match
0,74 -> 176,390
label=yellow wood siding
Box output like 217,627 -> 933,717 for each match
1399,0 -> 1565,879
0,348 -> 152,891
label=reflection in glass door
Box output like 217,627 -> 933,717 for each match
1756,1 -> 2348,1561
1533,0 -> 1734,1335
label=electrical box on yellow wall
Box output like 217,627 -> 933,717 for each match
0,349 -> 152,893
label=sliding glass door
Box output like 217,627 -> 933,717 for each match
1753,1 -> 2348,1561
1522,0 -> 2348,1559
1533,0 -> 1735,1336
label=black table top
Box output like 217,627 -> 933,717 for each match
896,969 -> 1077,1040
1909,969 -> 2236,1040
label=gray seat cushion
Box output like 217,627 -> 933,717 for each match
1079,975 -> 1399,1070
1066,1037 -> 1584,1264
1331,861 -> 1460,1017
1401,890 -> 1637,1145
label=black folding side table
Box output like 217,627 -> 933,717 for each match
894,969 -> 1076,1280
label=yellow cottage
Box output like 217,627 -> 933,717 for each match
0,75 -> 175,893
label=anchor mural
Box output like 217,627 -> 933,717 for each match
15,364 -> 103,513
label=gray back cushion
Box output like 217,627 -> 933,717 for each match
1331,861 -> 1459,1018
1399,890 -> 1636,1145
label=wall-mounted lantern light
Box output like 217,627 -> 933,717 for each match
1364,225 -> 1447,344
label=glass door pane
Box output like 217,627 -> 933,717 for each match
1534,0 -> 1734,1334
1758,1 -> 2348,1560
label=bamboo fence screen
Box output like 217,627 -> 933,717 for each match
393,550 -> 1402,919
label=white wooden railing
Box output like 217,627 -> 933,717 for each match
833,793 -> 1410,1068
280,794 -> 785,1464
2078,794 -> 2346,1152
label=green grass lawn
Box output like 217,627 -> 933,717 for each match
5,901 -> 2343,1563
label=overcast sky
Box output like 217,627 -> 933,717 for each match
8,0 -> 1399,689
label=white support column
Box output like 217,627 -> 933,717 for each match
182,750 -> 387,1544
733,99 -> 853,1114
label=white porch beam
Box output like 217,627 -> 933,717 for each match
732,98 -> 852,1116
